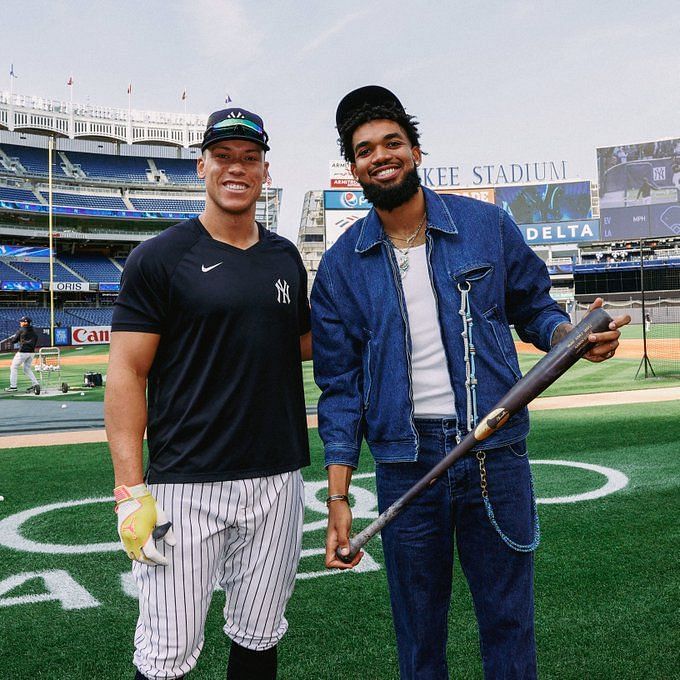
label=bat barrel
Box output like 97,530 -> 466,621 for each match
336,307 -> 613,563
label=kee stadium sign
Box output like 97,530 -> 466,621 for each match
329,160 -> 570,188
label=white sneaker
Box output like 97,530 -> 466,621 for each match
4,387 -> 18,392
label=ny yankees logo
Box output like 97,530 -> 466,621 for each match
275,278 -> 290,304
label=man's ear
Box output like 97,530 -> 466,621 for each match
197,155 -> 206,180
412,146 -> 422,167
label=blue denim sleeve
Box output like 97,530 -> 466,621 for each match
501,210 -> 570,352
310,256 -> 364,469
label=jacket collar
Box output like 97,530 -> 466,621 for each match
355,185 -> 458,253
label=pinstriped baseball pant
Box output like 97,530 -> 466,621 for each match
131,471 -> 305,679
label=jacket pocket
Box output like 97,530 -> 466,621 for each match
483,305 -> 522,381
451,262 -> 493,284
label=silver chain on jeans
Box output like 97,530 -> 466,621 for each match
459,280 -> 540,553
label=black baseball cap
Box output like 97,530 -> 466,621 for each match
201,108 -> 270,152
19,316 -> 31,324
335,85 -> 406,131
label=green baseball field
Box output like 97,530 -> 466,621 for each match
0,336 -> 679,678
1,319 -> 680,404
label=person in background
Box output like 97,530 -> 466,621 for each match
4,315 -> 40,393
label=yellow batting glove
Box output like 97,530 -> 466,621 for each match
114,484 -> 176,566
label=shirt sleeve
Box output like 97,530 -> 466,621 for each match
501,209 -> 570,351
112,243 -> 168,334
295,249 -> 311,335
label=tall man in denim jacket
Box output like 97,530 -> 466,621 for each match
311,85 -> 629,680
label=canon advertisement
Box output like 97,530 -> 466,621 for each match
71,326 -> 111,346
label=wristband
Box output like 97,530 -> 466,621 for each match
325,494 -> 350,507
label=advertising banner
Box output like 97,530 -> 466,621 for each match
54,327 -> 71,346
329,160 -> 360,189
1,281 -> 42,291
0,245 -> 53,258
47,281 -> 92,292
520,220 -> 599,245
323,190 -> 371,211
436,187 -> 496,204
98,282 -> 120,292
324,211 -> 366,249
71,326 -> 111,346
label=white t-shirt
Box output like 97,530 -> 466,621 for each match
397,243 -> 456,417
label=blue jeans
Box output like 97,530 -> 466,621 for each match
375,418 -> 537,680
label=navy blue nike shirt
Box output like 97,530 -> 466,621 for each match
112,218 -> 311,483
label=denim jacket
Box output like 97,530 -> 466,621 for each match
311,187 -> 570,468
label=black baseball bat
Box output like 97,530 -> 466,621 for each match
337,307 -> 614,563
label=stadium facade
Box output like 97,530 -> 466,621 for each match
0,90 -> 282,346
297,155 -> 680,344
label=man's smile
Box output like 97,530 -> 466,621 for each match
370,165 -> 401,181
222,181 -> 249,191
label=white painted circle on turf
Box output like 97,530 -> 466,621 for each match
531,460 -> 629,504
0,497 -> 118,554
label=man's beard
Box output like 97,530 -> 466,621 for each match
360,166 -> 421,211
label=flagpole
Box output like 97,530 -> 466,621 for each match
48,137 -> 55,346
127,83 -> 132,145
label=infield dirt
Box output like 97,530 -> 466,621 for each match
2,337 -> 673,368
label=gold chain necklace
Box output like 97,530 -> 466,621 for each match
386,213 -> 427,276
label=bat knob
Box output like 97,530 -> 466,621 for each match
335,546 -> 355,564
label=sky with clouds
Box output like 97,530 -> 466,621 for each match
2,0 -> 679,240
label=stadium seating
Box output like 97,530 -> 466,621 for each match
58,255 -> 122,283
41,192 -> 128,211
0,306 -> 115,340
153,158 -> 201,185
0,186 -> 41,204
0,261 -> 32,281
129,197 -> 204,213
1,144 -> 67,178
8,260 -> 82,283
65,151 -> 151,184
64,307 -> 114,325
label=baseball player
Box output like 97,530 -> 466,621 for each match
106,107 -> 311,680
312,85 -> 630,679
4,315 -> 40,393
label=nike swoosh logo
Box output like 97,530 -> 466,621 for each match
201,262 -> 223,273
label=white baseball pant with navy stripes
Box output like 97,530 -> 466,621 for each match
132,470 -> 304,679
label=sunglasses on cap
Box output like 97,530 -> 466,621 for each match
202,116 -> 270,152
